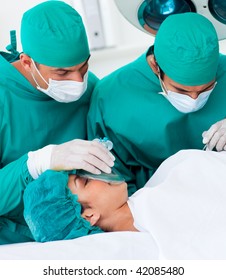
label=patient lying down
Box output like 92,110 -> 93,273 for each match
24,149 -> 226,259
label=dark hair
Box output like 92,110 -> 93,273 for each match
158,65 -> 165,79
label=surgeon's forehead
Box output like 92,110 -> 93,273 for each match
45,55 -> 90,71
167,77 -> 216,91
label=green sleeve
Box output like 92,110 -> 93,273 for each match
0,154 -> 33,216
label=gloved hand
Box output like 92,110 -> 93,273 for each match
202,119 -> 226,151
27,139 -> 115,179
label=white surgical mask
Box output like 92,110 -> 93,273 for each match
158,75 -> 216,113
31,59 -> 88,103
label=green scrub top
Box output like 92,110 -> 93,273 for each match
88,47 -> 226,196
0,54 -> 98,244
0,155 -> 34,244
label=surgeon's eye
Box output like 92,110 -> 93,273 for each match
56,70 -> 69,76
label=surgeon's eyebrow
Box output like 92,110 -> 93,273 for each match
170,81 -> 216,93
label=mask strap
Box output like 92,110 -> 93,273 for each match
30,71 -> 41,89
157,66 -> 168,95
31,59 -> 49,87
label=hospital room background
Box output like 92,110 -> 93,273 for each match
1,0 -> 226,264
1,0 -> 226,79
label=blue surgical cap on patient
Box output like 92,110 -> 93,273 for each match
23,170 -> 103,242
154,12 -> 219,86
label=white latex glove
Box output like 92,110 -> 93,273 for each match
27,139 -> 115,179
202,119 -> 226,151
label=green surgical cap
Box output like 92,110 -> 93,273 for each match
21,1 -> 90,67
154,13 -> 219,86
23,170 -> 103,242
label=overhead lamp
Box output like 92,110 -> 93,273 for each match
114,0 -> 226,39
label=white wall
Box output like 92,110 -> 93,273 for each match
0,0 -> 226,78
0,0 -> 73,51
89,0 -> 153,78
0,0 -> 152,78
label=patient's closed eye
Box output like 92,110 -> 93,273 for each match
83,178 -> 92,187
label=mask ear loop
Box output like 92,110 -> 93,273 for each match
30,58 -> 49,88
30,71 -> 41,89
157,65 -> 168,95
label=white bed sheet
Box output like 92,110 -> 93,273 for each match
129,150 -> 226,260
2,150 -> 225,260
0,232 -> 158,260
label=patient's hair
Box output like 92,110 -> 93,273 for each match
23,170 -> 103,242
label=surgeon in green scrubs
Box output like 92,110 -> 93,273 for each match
88,12 -> 226,195
0,1 -> 114,244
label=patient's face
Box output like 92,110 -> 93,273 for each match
68,175 -> 128,214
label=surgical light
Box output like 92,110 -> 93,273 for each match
114,0 -> 226,40
209,0 -> 226,24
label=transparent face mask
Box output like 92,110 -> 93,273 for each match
76,169 -> 125,185
76,137 -> 125,185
